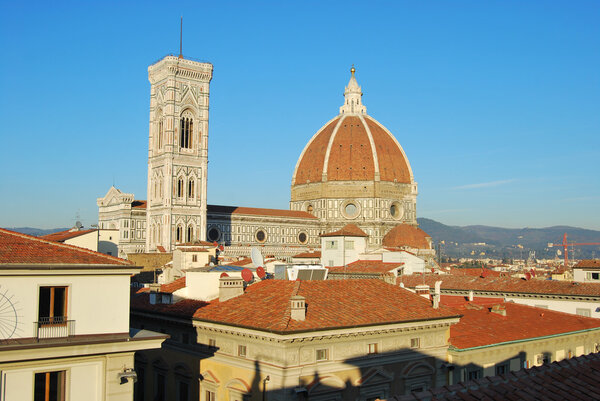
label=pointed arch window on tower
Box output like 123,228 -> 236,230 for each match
177,178 -> 184,198
179,112 -> 193,149
187,226 -> 194,242
176,225 -> 183,243
158,119 -> 163,150
188,179 -> 195,199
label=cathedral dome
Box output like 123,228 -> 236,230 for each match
292,70 -> 413,186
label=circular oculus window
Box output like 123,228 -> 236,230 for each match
298,232 -> 308,244
255,229 -> 267,243
207,227 -> 221,242
390,202 -> 404,220
343,201 -> 360,219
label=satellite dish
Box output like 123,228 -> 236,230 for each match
481,269 -> 489,278
219,245 -> 224,252
525,272 -> 531,280
531,269 -> 536,277
213,241 -> 218,247
257,266 -> 266,279
241,268 -> 253,282
220,272 -> 229,278
251,247 -> 264,268
75,221 -> 83,229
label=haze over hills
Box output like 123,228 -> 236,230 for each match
5,220 -> 600,260
417,218 -> 600,260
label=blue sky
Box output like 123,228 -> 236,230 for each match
0,1 -> 598,231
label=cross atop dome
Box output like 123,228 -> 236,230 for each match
340,65 -> 367,115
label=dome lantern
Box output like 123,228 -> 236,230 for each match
340,65 -> 366,115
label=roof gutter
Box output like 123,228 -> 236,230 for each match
450,326 -> 600,352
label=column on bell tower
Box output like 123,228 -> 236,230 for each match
146,55 -> 213,252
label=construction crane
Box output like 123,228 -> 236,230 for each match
548,233 -> 600,267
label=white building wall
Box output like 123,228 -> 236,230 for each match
321,236 -> 367,267
65,231 -> 98,252
383,251 -> 426,275
1,273 -> 131,339
504,295 -> 600,318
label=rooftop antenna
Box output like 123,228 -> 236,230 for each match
178,16 -> 183,59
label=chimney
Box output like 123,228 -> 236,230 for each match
490,304 -> 507,316
433,280 -> 442,309
415,284 -> 430,299
382,272 -> 395,285
468,290 -> 474,301
219,277 -> 244,302
290,295 -> 306,321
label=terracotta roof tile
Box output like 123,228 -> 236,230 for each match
386,353 -> 600,401
229,257 -> 253,267
328,260 -> 403,274
327,116 -> 375,181
449,268 -> 502,278
294,118 -> 339,185
573,259 -> 600,269
131,292 -> 208,318
365,116 -> 411,183
398,273 -> 600,297
131,200 -> 147,209
40,228 -> 97,242
320,224 -> 368,237
0,228 -> 131,265
194,279 -> 460,333
160,276 -> 186,293
207,205 -> 317,219
383,224 -> 431,249
444,297 -> 600,349
292,251 -> 321,258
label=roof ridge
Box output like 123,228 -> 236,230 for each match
0,228 -> 131,265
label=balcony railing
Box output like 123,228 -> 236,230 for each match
35,316 -> 75,340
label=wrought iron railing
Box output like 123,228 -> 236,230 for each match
35,316 -> 75,340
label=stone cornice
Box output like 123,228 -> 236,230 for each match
194,318 -> 459,344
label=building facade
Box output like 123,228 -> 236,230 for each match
0,228 -> 165,401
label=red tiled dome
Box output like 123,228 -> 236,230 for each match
382,224 -> 432,249
292,115 -> 413,185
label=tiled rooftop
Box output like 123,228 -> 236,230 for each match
328,260 -> 403,274
320,224 -> 368,237
207,204 -> 317,219
573,259 -> 600,269
447,268 -> 502,277
40,228 -> 97,242
293,251 -> 321,258
443,296 -> 600,349
387,352 -> 600,401
398,273 -> 600,297
0,228 -> 131,266
131,292 -> 208,318
194,279 -> 460,334
382,224 -> 431,249
131,200 -> 147,209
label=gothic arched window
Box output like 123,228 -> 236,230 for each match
158,119 -> 163,149
187,226 -> 194,242
177,178 -> 184,198
176,225 -> 183,243
179,111 -> 194,149
188,180 -> 195,199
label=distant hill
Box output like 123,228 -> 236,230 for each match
417,218 -> 600,259
2,227 -> 69,237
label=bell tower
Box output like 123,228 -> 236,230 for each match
146,55 -> 213,252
